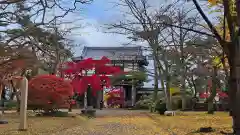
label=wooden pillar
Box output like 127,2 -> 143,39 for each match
19,77 -> 28,131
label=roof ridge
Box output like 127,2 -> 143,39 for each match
84,46 -> 141,49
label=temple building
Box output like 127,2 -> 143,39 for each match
72,46 -> 148,108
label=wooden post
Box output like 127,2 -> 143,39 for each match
19,77 -> 28,131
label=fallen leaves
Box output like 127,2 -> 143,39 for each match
0,112 -> 86,135
0,111 -> 232,135
148,111 -> 232,135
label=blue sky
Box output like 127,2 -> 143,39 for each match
67,0 -> 131,55
67,0 -> 215,55
81,0 -> 114,21
68,0 -> 172,55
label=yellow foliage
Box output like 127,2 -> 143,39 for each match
170,87 -> 180,95
208,0 -> 225,6
212,55 -> 229,70
208,0 -> 234,42
208,0 -> 217,5
61,112 -> 232,135
212,56 -> 223,68
103,94 -> 110,101
215,24 -> 231,42
0,112 -> 86,135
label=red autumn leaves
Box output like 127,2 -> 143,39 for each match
28,75 -> 73,109
27,56 -> 123,110
61,56 -> 123,96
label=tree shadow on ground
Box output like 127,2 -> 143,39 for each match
185,129 -> 234,135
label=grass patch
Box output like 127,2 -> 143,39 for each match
0,111 -> 87,135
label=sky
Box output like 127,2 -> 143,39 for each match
64,0 -> 131,54
67,0 -> 155,87
65,0 -> 175,55
59,0 -> 213,88
64,0 -> 211,54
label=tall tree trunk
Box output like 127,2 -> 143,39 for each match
68,103 -> 72,112
207,66 -> 217,114
154,48 -> 172,111
181,74 -> 187,111
157,60 -> 172,111
84,91 -> 87,109
10,80 -> 20,112
96,90 -> 101,109
1,85 -> 5,114
229,62 -> 239,134
225,0 -> 240,134
190,75 -> 197,97
153,55 -> 159,102
165,75 -> 172,111
228,39 -> 240,134
151,41 -> 172,111
87,86 -> 92,107
159,72 -> 166,97
179,14 -> 186,111
163,55 -> 172,111
0,84 -> 3,115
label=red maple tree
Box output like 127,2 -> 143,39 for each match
28,75 -> 74,110
60,56 -> 123,96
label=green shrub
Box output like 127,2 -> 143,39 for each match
4,101 -> 17,109
155,100 -> 167,115
135,91 -> 193,112
135,98 -> 152,110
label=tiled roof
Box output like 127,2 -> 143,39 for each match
74,46 -> 145,61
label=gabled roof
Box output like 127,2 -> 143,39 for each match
73,46 -> 145,61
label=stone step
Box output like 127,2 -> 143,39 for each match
164,111 -> 176,116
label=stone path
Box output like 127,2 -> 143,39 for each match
53,109 -> 172,135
